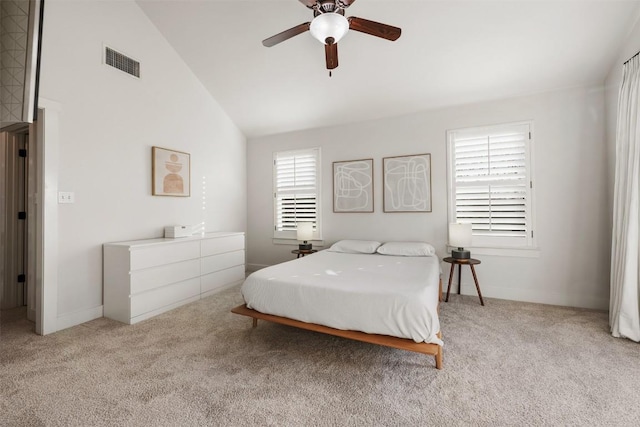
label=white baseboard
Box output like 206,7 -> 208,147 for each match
56,305 -> 104,332
454,282 -> 608,310
246,263 -> 269,272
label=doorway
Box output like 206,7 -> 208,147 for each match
1,124 -> 37,328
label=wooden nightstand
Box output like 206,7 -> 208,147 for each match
443,257 -> 484,306
292,249 -> 317,259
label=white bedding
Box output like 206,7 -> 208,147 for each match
241,250 -> 442,345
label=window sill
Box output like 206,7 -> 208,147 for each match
447,245 -> 540,258
273,238 -> 325,247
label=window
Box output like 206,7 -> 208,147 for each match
447,122 -> 534,249
273,148 -> 321,239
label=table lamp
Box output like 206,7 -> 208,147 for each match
449,223 -> 472,259
297,222 -> 313,251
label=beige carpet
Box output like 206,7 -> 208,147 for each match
1,285 -> 640,426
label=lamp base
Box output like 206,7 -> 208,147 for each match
299,243 -> 312,251
452,248 -> 470,259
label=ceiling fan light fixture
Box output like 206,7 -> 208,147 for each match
310,12 -> 349,45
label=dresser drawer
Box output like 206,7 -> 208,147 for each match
201,235 -> 244,257
130,259 -> 200,294
201,250 -> 244,276
130,277 -> 200,318
201,265 -> 245,294
130,240 -> 200,271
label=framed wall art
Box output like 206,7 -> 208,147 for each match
383,153 -> 431,212
152,146 -> 191,197
333,158 -> 374,213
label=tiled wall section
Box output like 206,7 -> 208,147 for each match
1,0 -> 29,124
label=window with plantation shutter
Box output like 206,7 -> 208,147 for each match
447,122 -> 534,248
273,148 -> 321,239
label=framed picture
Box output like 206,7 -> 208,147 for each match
152,146 -> 191,197
383,153 -> 431,212
333,158 -> 374,213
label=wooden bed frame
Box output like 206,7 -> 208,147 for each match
231,279 -> 444,369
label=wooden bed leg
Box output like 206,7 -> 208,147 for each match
435,331 -> 443,369
252,318 -> 258,328
435,347 -> 443,370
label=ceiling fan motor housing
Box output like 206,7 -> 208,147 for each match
314,1 -> 345,16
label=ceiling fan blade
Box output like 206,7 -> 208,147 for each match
262,22 -> 311,47
348,16 -> 401,41
341,0 -> 357,6
325,41 -> 338,70
298,0 -> 316,8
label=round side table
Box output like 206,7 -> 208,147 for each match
443,257 -> 484,306
291,249 -> 317,259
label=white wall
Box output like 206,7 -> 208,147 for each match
38,0 -> 246,329
247,86 -> 609,309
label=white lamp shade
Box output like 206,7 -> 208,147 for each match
309,13 -> 349,45
297,222 -> 314,241
449,223 -> 472,248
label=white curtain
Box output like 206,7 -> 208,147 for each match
610,55 -> 640,342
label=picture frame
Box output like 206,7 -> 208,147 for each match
152,146 -> 191,197
333,158 -> 374,213
383,153 -> 431,212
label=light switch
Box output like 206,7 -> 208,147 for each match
58,191 -> 75,204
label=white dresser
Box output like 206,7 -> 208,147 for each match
103,232 -> 244,324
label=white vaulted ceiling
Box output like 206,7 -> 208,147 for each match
137,0 -> 640,138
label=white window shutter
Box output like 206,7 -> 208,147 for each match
448,123 -> 533,247
273,148 -> 321,238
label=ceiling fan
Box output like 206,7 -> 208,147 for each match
262,0 -> 401,73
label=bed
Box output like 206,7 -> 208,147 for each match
231,240 -> 443,369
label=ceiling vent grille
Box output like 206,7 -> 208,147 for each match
104,46 -> 140,78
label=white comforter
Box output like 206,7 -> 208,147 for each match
241,250 -> 442,345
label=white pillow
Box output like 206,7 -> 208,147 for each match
327,240 -> 381,254
376,241 -> 436,257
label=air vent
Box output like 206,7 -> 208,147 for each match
104,46 -> 140,78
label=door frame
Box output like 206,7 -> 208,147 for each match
35,98 -> 60,335
2,98 -> 67,335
